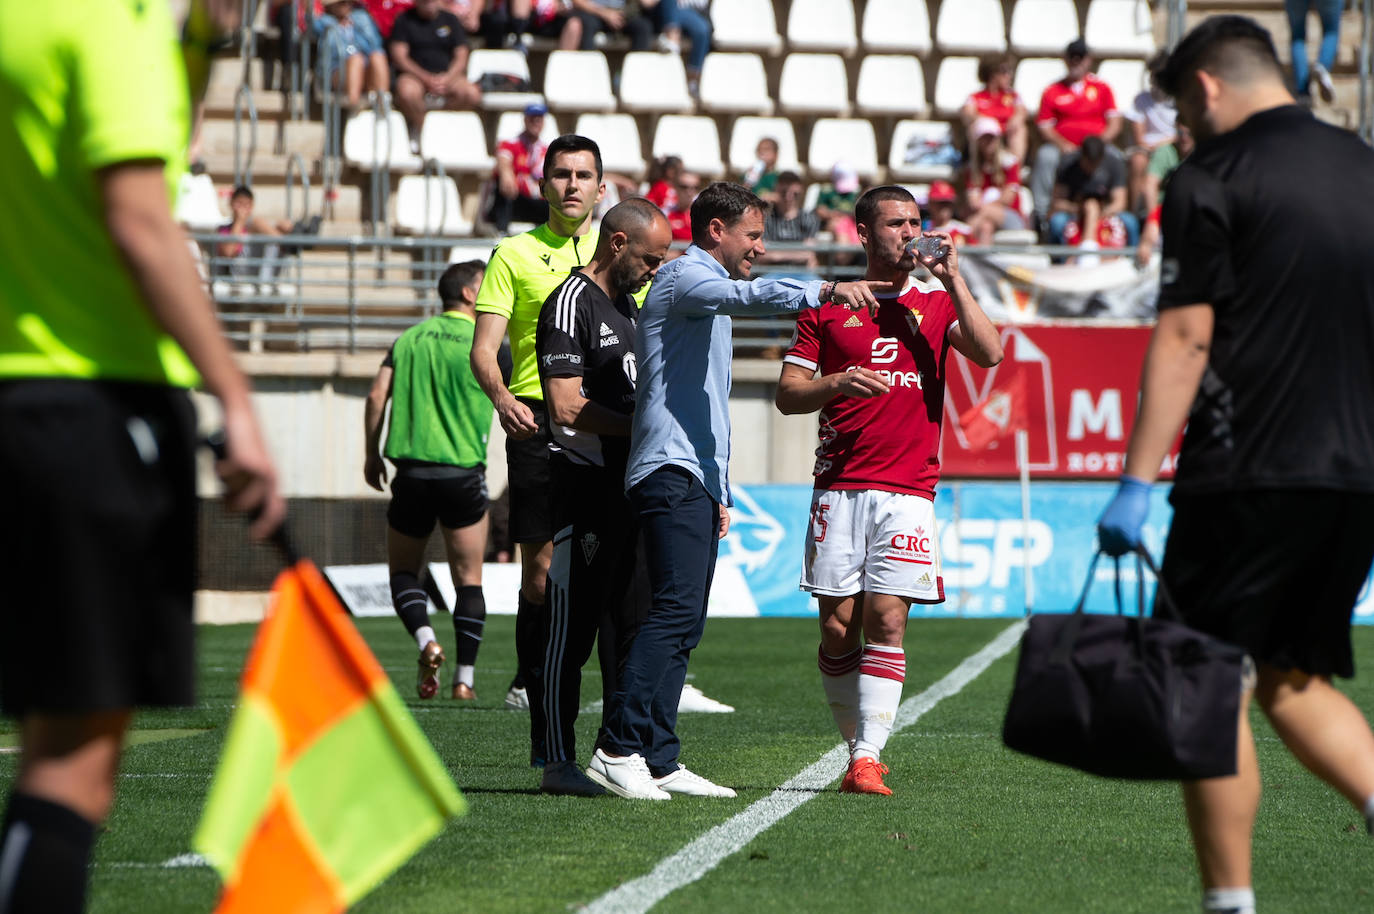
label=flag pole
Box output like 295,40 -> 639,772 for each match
1015,428 -> 1033,615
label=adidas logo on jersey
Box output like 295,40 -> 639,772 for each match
918,572 -> 932,586
598,321 -> 620,347
599,322 -> 614,336
843,314 -> 863,328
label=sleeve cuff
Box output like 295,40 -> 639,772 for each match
782,354 -> 818,372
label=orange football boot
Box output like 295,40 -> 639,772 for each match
840,757 -> 892,795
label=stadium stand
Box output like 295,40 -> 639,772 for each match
1097,58 -> 1150,107
1009,0 -> 1082,56
709,0 -> 785,55
343,108 -> 423,172
1084,0 -> 1157,57
465,48 -> 543,111
394,174 -> 472,236
573,113 -> 647,177
697,52 -> 775,114
806,118 -> 880,181
652,115 -> 727,177
934,56 -> 983,118
1014,57 -> 1069,112
778,53 -> 852,116
418,111 -> 494,175
887,119 -> 958,182
860,0 -> 932,55
617,52 -> 696,113
728,116 -> 803,179
786,0 -> 859,55
856,55 -> 928,117
936,0 -> 1008,54
494,110 -> 561,148
542,50 -> 618,113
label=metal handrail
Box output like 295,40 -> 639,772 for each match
232,83 -> 259,188
1362,0 -> 1372,143
317,20 -> 343,220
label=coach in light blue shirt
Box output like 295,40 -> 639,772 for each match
586,182 -> 887,800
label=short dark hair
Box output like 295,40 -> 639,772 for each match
1157,15 -> 1283,98
854,185 -> 917,233
978,53 -> 1016,84
1080,135 -> 1106,163
690,182 -> 765,244
776,170 -> 803,190
543,134 -> 603,181
231,185 -> 253,201
438,260 -> 484,305
600,196 -> 663,240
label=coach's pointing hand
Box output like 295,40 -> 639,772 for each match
832,280 -> 892,317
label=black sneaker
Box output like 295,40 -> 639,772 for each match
540,761 -> 606,796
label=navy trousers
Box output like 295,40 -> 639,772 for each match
601,466 -> 720,776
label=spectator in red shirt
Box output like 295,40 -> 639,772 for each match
666,168 -> 700,245
960,117 -> 1028,243
363,0 -> 414,37
389,0 -> 483,150
487,102 -> 551,234
923,180 -> 973,246
645,155 -> 682,215
1029,37 -> 1122,230
960,54 -> 1028,162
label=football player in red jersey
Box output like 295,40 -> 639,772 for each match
775,185 -> 1003,795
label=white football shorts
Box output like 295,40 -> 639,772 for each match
800,488 -> 945,603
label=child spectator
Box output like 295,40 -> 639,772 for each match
961,54 -> 1028,161
216,186 -> 295,289
316,0 -> 390,110
487,102 -> 550,234
923,180 -> 974,246
960,117 -> 1028,243
666,168 -> 701,243
815,162 -> 861,246
742,136 -> 781,203
389,0 -> 483,151
1125,52 -> 1177,215
645,155 -> 683,215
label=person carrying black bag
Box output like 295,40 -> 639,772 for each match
1096,16 -> 1374,914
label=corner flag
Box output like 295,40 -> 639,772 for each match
193,559 -> 465,914
958,371 -> 1029,451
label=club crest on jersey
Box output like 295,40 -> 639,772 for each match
905,308 -> 924,334
843,314 -> 863,328
580,532 -> 600,564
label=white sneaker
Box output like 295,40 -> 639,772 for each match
585,749 -> 672,800
678,683 -> 735,713
505,685 -> 529,710
653,764 -> 737,798
1312,62 -> 1335,103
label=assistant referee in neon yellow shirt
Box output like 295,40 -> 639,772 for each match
0,3 -> 281,910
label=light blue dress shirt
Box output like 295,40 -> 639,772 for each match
625,244 -> 822,506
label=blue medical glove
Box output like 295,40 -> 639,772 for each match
1097,475 -> 1152,556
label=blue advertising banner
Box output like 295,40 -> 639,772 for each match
716,481 -> 1374,623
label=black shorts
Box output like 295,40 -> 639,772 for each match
1161,490 -> 1374,678
506,397 -> 552,544
0,379 -> 198,716
387,463 -> 488,538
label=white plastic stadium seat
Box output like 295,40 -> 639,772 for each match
1014,57 -> 1066,112
418,112 -> 494,174
786,0 -> 858,55
778,53 -> 851,116
573,113 -> 645,177
394,175 -> 472,235
494,110 -> 561,147
727,117 -> 801,176
542,51 -> 617,113
936,0 -> 1007,55
448,240 -> 496,264
861,0 -> 932,55
343,109 -> 423,172
709,0 -> 783,54
618,52 -> 694,113
465,48 -> 542,111
933,56 -> 982,118
888,119 -> 958,182
697,53 -> 774,115
1084,0 -> 1157,58
1009,0 -> 1081,57
175,173 -> 226,230
856,55 -> 928,118
807,119 -> 879,181
1096,59 -> 1149,110
652,116 -> 725,177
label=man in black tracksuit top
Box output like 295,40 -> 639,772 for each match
534,198 -> 673,795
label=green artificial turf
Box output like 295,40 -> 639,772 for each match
2,616 -> 1372,912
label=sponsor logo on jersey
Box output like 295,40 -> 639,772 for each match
844,314 -> 864,328
598,322 -> 620,347
877,368 -> 923,389
540,253 -> 552,266
580,532 -> 599,564
542,352 -> 582,367
599,322 -> 614,336
887,526 -> 934,565
871,338 -> 900,364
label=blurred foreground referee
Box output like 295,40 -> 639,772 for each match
0,2 -> 282,910
1098,16 -> 1374,914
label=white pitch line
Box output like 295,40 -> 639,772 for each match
583,621 -> 1027,914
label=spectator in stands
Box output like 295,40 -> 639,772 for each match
645,155 -> 683,216
488,102 -> 551,234
474,0 -> 583,48
742,136 -> 781,203
666,168 -> 701,244
316,1 -> 391,109
441,0 -> 483,33
923,180 -> 973,246
364,0 -> 414,38
814,162 -> 862,246
961,54 -> 1029,162
1287,0 -> 1342,103
1030,38 -> 1122,232
759,171 -> 822,273
1143,123 -> 1194,215
1125,52 -> 1177,216
1048,135 -> 1139,264
389,0 -> 483,151
961,117 -> 1028,243
652,0 -> 711,96
569,0 -> 654,52
216,186 -> 294,288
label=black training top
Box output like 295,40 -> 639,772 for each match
536,269 -> 638,470
1158,105 -> 1374,495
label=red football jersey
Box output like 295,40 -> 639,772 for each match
783,286 -> 957,498
496,135 -> 547,199
1036,75 -> 1118,147
970,88 -> 1021,129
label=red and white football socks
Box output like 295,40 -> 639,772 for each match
853,644 -> 905,762
818,645 -> 862,746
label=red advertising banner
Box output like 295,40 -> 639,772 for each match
941,324 -> 1180,479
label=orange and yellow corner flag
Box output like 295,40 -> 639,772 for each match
193,560 -> 465,914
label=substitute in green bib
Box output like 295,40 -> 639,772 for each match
0,2 -> 282,911
366,261 -> 495,703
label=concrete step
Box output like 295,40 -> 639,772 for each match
199,118 -> 327,159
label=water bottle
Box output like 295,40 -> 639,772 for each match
906,235 -> 949,263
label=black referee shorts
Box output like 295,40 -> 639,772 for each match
0,379 -> 198,716
387,463 -> 488,538
1160,490 -> 1374,678
506,396 -> 552,544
